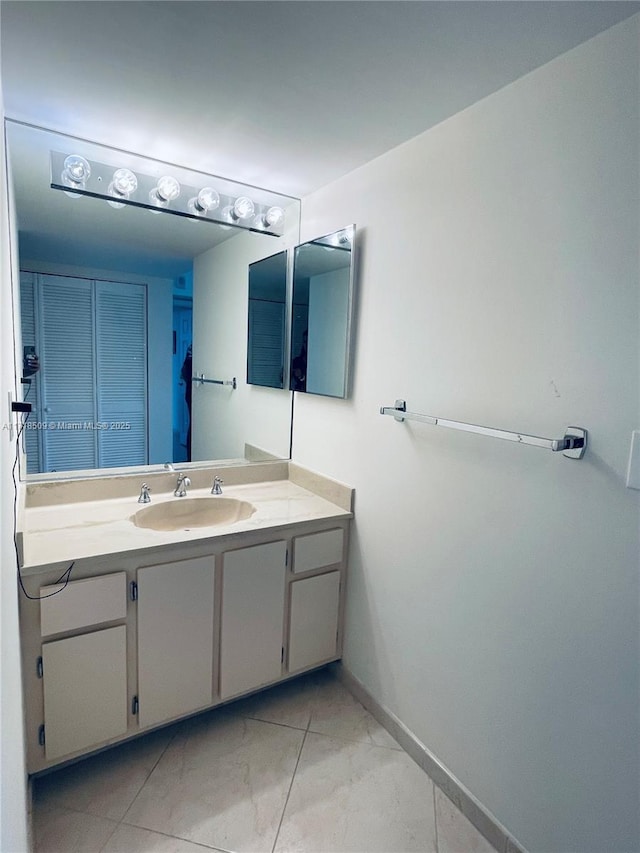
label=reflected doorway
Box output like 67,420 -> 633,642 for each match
173,296 -> 193,463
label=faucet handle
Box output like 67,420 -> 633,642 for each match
174,473 -> 191,497
138,483 -> 151,504
211,476 -> 223,495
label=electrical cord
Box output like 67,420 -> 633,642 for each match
12,410 -> 74,600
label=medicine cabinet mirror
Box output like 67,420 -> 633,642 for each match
289,225 -> 355,398
6,120 -> 300,478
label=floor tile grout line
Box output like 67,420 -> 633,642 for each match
118,727 -> 182,825
270,721 -> 310,853
305,726 -> 402,751
234,713 -> 310,733
35,731 -> 185,852
116,819 -> 231,852
96,817 -> 121,853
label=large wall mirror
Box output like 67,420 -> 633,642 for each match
6,121 -> 300,478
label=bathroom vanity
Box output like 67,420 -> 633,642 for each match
18,462 -> 353,775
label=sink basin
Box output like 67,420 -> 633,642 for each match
132,497 -> 256,531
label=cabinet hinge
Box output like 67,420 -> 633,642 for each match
281,646 -> 285,663
38,724 -> 45,747
285,548 -> 289,567
131,696 -> 139,716
130,581 -> 138,601
36,656 -> 43,678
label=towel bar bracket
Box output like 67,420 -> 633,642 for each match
561,427 -> 587,459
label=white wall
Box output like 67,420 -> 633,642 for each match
192,228 -> 294,462
18,260 -> 173,466
0,71 -> 29,852
293,17 -> 640,853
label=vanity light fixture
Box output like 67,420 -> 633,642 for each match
50,145 -> 289,237
187,186 -> 220,217
149,175 -> 181,209
107,168 -> 138,209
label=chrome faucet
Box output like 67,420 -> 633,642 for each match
211,476 -> 223,495
174,473 -> 191,497
138,483 -> 151,503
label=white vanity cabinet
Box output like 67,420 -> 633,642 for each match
136,556 -> 215,728
219,540 -> 287,699
21,517 -> 350,775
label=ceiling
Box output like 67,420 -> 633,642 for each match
2,1 -> 638,199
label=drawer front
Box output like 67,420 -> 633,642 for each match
292,528 -> 343,574
40,572 -> 127,637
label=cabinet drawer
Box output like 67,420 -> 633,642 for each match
292,529 -> 343,574
40,572 -> 127,637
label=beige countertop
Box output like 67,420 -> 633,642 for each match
19,466 -> 353,573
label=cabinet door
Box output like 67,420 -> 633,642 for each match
220,540 -> 287,699
288,571 -> 341,673
42,626 -> 127,761
137,556 -> 215,728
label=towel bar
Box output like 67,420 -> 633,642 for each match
380,400 -> 587,459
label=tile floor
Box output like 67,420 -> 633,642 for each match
32,668 -> 496,853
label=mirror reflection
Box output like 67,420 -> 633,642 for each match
247,251 -> 288,390
290,226 -> 355,398
7,121 -> 300,477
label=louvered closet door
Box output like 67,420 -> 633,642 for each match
248,299 -> 285,387
95,281 -> 148,467
19,272 -> 42,473
40,275 -> 97,472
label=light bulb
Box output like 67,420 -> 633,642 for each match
329,229 -> 351,246
149,175 -> 180,208
261,206 -> 284,229
187,186 -> 220,216
107,168 -> 137,208
61,154 -> 91,190
231,196 -> 255,221
112,168 -> 137,196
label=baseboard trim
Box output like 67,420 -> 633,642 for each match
335,662 -> 527,853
